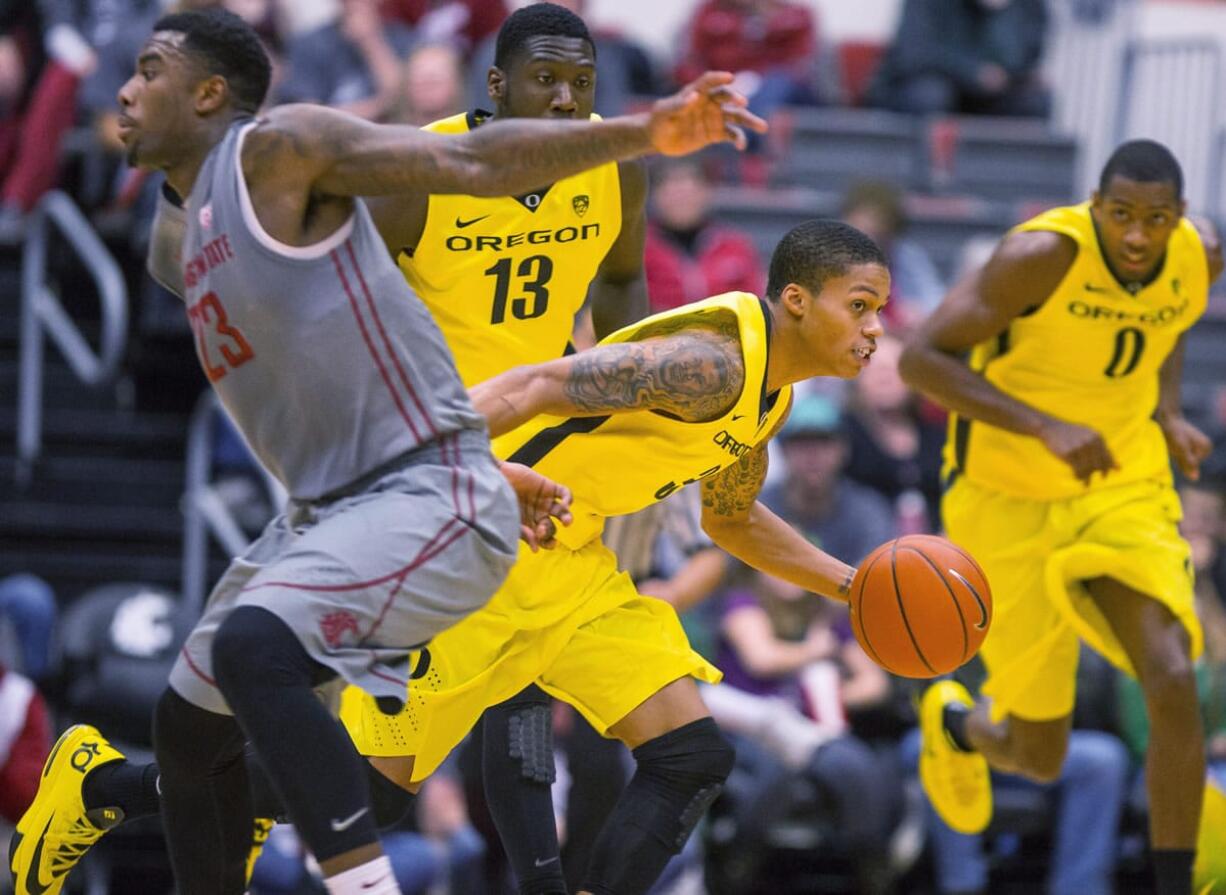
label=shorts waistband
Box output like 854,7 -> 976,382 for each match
298,428 -> 493,506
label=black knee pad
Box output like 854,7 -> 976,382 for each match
631,717 -> 735,851
211,606 -> 331,701
486,685 -> 556,784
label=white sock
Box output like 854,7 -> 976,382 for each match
323,855 -> 401,895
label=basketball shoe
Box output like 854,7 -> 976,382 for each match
9,724 -> 126,895
919,681 -> 992,834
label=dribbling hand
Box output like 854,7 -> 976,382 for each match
646,72 -> 769,155
1038,417 -> 1119,485
498,461 -> 574,552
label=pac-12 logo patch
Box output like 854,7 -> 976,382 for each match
320,610 -> 359,647
198,203 -> 213,230
572,195 -> 590,217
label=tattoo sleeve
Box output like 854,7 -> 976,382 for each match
562,330 -> 745,421
701,443 -> 769,519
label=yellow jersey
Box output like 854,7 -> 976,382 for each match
399,110 -> 622,386
493,291 -> 792,549
946,201 -> 1208,500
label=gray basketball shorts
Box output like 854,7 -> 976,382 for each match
170,430 -> 520,715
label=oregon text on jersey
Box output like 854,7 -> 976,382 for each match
1066,296 -> 1191,326
445,222 -> 603,252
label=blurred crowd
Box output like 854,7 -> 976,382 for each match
9,1 -> 1226,894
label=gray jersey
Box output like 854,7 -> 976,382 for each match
180,118 -> 484,500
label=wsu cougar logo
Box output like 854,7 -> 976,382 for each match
319,610 -> 359,647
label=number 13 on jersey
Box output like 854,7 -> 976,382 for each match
486,255 -> 553,324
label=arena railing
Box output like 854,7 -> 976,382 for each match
181,390 -> 285,616
16,190 -> 128,484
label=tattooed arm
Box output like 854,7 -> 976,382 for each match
699,410 -> 857,603
471,322 -> 747,438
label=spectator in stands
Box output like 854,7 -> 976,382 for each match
0,1 -> 80,239
394,40 -> 466,126
760,393 -> 897,562
277,0 -> 414,121
706,567 -> 900,894
0,573 -> 57,681
467,0 -> 660,118
842,334 -> 945,534
643,158 -> 764,312
903,651 -> 1132,895
675,0 -> 823,121
0,662 -> 51,824
841,180 -> 945,328
866,0 -> 1051,119
381,0 -> 507,57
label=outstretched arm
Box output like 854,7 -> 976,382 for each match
470,321 -> 746,437
257,72 -> 765,201
698,431 -> 855,602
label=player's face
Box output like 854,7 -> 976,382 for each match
800,262 -> 890,379
117,33 -> 199,169
491,36 -> 596,120
1091,176 -> 1185,283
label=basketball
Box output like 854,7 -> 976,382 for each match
849,534 -> 992,678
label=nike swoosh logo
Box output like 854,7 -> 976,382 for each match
731,414 -> 746,421
362,874 -> 392,889
1084,282 -> 1111,293
455,214 -> 490,229
534,856 -> 560,867
947,568 -> 988,629
24,817 -> 54,895
329,807 -> 369,832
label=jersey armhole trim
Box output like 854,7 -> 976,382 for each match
234,121 -> 356,260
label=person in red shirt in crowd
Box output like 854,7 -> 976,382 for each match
0,664 -> 51,824
644,158 -> 764,311
675,0 -> 821,120
379,0 -> 508,55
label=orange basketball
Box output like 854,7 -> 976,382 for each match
849,534 -> 992,678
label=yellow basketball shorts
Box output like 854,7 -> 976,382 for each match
339,538 -> 721,782
942,475 -> 1200,722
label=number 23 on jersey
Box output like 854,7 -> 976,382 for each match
187,291 -> 255,382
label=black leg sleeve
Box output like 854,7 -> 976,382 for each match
482,684 -> 567,895
211,606 -> 379,863
152,687 -> 251,895
582,718 -> 734,895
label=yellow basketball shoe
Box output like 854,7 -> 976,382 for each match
919,681 -> 992,835
245,816 -> 276,884
9,724 -> 127,895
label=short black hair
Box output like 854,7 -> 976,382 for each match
494,2 -> 595,69
1099,139 -> 1183,200
765,219 -> 887,302
153,8 -> 271,114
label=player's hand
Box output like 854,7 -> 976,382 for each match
1160,414 -> 1213,481
646,72 -> 769,155
1038,418 -> 1119,485
498,461 -> 573,552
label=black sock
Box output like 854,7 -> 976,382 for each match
942,705 -> 974,752
1151,848 -> 1194,895
83,761 -> 162,821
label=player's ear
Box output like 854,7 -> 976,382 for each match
196,74 -> 229,115
487,66 -> 505,103
779,283 -> 808,319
